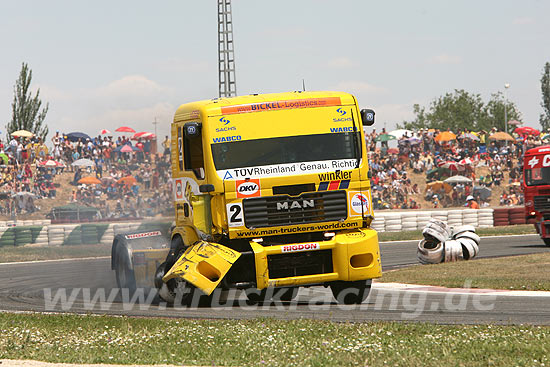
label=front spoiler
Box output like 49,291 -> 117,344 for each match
250,228 -> 382,289
162,241 -> 241,296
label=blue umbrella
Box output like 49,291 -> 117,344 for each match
66,132 -> 91,142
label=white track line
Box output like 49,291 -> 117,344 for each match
373,281 -> 550,297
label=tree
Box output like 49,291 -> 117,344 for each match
399,89 -> 522,132
540,62 -> 550,131
484,92 -> 522,133
6,62 -> 49,140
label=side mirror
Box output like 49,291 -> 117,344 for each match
361,109 -> 375,126
184,122 -> 201,138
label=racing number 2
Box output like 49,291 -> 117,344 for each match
226,203 -> 244,227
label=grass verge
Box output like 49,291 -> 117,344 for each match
380,252 -> 550,291
1,313 -> 549,367
0,244 -> 111,263
378,224 -> 536,242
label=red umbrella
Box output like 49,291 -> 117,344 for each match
39,159 -> 64,167
120,145 -> 133,153
100,129 -> 111,134
458,157 -> 473,166
438,161 -> 465,171
131,131 -> 156,140
115,126 -> 136,133
514,126 -> 540,136
387,148 -> 399,154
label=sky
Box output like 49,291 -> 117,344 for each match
1,0 -> 549,141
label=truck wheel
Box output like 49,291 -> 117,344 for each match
114,251 -> 136,295
172,278 -> 213,307
543,238 -> 550,247
330,279 -> 372,305
158,248 -> 213,307
276,287 -> 298,302
245,289 -> 268,304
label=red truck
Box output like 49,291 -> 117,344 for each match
523,145 -> 550,246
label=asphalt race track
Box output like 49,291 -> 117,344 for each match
1,234 -> 549,325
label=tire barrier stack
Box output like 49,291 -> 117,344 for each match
509,207 -> 526,225
417,219 -> 480,264
492,207 -> 526,226
0,220 -> 172,247
371,208 -> 528,232
401,212 -> 417,231
478,209 -> 494,227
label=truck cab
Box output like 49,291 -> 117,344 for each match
114,91 -> 382,305
523,145 -> 550,246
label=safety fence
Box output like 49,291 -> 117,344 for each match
0,220 -> 172,247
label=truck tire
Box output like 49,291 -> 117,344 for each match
162,278 -> 213,307
245,288 -> 268,304
158,246 -> 213,307
114,249 -> 136,295
544,238 -> 550,247
330,279 -> 372,305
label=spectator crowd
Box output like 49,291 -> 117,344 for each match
0,124 -> 544,218
0,131 -> 173,219
365,126 -> 533,210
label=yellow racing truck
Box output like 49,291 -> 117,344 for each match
112,91 -> 381,305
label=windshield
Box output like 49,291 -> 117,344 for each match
525,167 -> 550,186
211,132 -> 356,170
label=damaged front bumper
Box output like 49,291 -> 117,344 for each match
162,228 -> 381,295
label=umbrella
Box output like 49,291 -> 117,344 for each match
131,131 -> 155,140
458,133 -> 480,141
473,186 -> 492,200
11,130 -> 34,138
514,126 -> 540,136
542,134 -> 550,141
78,176 -> 102,185
388,129 -> 413,139
434,131 -> 457,142
100,129 -> 111,134
488,132 -> 514,141
508,120 -> 522,126
387,148 -> 399,154
117,176 -> 137,186
408,136 -> 422,145
0,153 -> 8,164
120,145 -> 134,153
426,181 -> 452,193
39,159 -> 63,167
458,157 -> 473,166
65,132 -> 92,142
71,158 -> 95,167
444,175 -> 472,184
438,161 -> 464,171
116,126 -> 136,133
374,133 -> 396,142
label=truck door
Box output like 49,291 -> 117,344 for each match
172,122 -> 211,234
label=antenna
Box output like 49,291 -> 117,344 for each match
218,0 -> 237,98
302,79 -> 306,92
